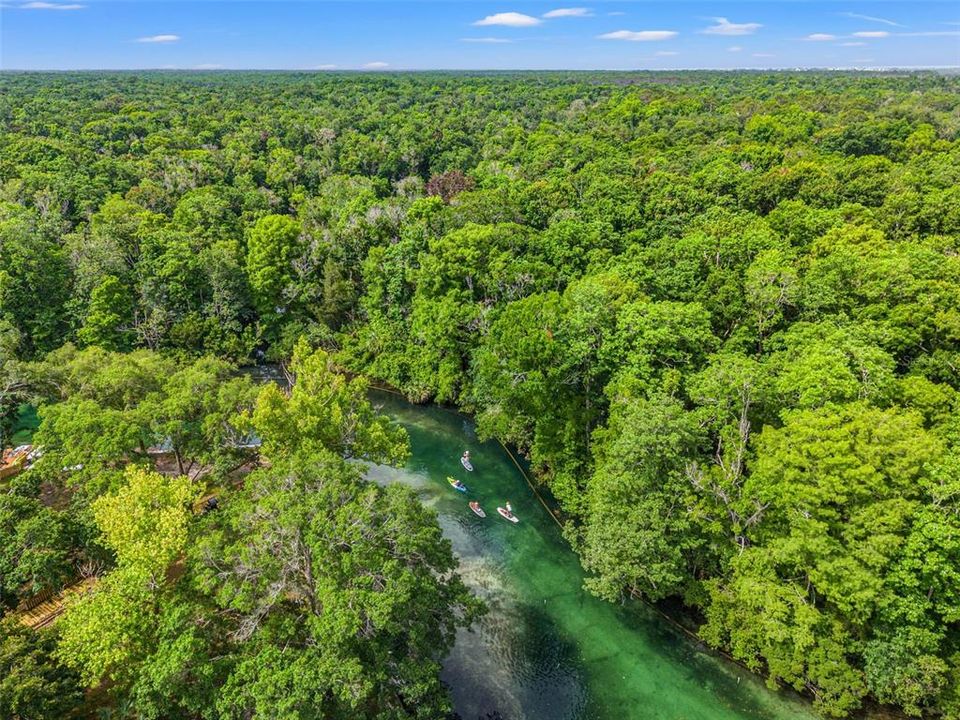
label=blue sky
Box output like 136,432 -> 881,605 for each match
1,1 -> 958,70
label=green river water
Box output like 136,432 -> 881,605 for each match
366,390 -> 817,720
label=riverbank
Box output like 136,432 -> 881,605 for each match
367,389 -> 817,720
362,381 -> 808,707
3,373 -> 884,719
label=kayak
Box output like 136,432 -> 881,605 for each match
469,501 -> 486,518
461,456 -> 474,472
497,507 -> 519,523
447,476 -> 468,493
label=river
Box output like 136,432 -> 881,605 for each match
365,390 -> 816,720
14,377 -> 816,719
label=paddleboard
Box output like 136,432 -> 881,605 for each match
461,456 -> 474,472
447,476 -> 468,493
469,501 -> 486,518
497,507 -> 519,523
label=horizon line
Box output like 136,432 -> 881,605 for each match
3,65 -> 959,72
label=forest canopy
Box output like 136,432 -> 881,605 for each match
2,70 -> 960,718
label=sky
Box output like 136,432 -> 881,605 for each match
1,1 -> 958,71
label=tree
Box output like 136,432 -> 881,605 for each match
252,338 -> 408,465
0,618 -> 83,720
195,450 -> 483,720
0,320 -> 29,449
141,356 -> 258,478
744,248 -> 798,351
863,627 -> 949,717
77,274 -> 134,351
57,466 -> 195,686
136,228 -> 206,349
68,195 -> 164,297
0,494 -> 76,609
702,549 -> 868,717
32,397 -> 145,494
702,403 -> 945,717
245,214 -> 302,318
686,353 -> 773,553
91,465 -> 195,577
425,169 -> 474,203
31,347 -> 257,489
603,299 -> 716,394
472,291 -> 562,450
580,393 -> 705,602
765,322 -> 896,410
0,203 -> 73,357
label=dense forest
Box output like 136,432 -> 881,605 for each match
2,70 -> 960,718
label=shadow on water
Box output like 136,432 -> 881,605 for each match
365,390 -> 817,720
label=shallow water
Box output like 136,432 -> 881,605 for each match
365,391 -> 816,720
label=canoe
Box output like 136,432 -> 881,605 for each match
497,507 -> 519,523
469,501 -> 486,518
447,476 -> 468,493
461,456 -> 474,472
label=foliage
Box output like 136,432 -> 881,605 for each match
30,346 -> 257,491
0,617 -> 84,720
56,466 -> 195,685
252,338 -> 408,465
245,214 -> 302,322
2,69 -> 960,718
195,451 -> 482,720
0,493 -> 77,609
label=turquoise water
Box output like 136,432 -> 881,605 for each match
10,404 -> 39,445
366,391 -> 816,720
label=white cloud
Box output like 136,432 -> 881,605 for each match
362,61 -> 389,69
838,41 -> 866,46
19,1 -> 85,8
543,7 -> 592,18
193,64 -> 223,70
702,17 -> 762,36
597,29 -> 677,41
752,52 -> 775,58
839,12 -> 902,28
137,34 -> 180,43
460,37 -> 514,43
655,50 -> 679,56
473,12 -> 541,27
607,11 -> 626,16
852,30 -> 889,38
899,30 -> 960,37
805,33 -> 836,41
313,64 -> 338,70
727,45 -> 742,52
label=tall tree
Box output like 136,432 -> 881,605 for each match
0,618 -> 84,720
196,451 -> 482,720
245,214 -> 302,320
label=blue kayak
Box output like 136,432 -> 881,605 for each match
447,476 -> 468,493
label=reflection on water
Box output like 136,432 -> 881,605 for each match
367,391 -> 816,720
